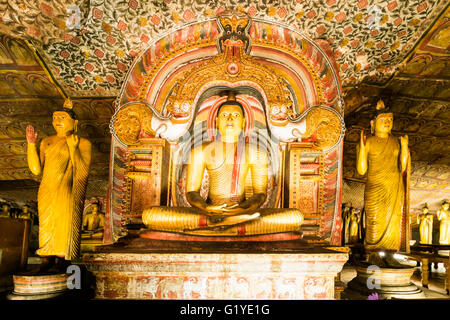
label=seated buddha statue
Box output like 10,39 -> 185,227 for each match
82,203 -> 105,240
142,96 -> 304,237
0,202 -> 12,219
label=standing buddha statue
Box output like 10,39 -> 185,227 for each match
142,95 -> 304,236
348,208 -> 361,244
26,98 -> 91,272
356,99 -> 410,254
417,204 -> 433,245
437,201 -> 450,245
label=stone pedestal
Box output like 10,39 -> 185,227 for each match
345,262 -> 425,299
82,247 -> 348,300
7,273 -> 69,300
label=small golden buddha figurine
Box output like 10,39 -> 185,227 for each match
348,208 -> 361,244
437,201 -> 450,245
356,99 -> 410,253
26,97 -> 91,272
417,204 -> 433,245
142,94 -> 303,236
82,203 -> 105,240
343,205 -> 351,244
17,204 -> 34,220
0,202 -> 12,218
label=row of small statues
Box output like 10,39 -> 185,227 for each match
342,205 -> 363,245
342,201 -> 450,246
417,201 -> 450,245
0,199 -> 105,239
0,201 -> 36,221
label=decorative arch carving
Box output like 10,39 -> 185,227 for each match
107,14 -> 345,245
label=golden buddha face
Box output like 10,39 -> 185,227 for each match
52,111 -> 77,135
373,113 -> 393,135
443,202 -> 449,210
217,104 -> 245,142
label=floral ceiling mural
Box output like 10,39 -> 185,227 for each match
0,0 -> 447,97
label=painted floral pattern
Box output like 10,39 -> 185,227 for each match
0,0 -> 446,96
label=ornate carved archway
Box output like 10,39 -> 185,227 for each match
106,14 -> 345,245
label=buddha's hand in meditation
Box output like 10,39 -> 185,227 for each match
219,203 -> 255,215
204,203 -> 232,214
205,203 -> 256,216
205,211 -> 261,229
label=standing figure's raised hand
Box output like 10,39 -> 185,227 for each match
26,125 -> 38,144
360,130 -> 366,146
66,134 -> 80,150
400,135 -> 408,148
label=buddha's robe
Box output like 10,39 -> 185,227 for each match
418,215 -> 433,245
37,137 -> 90,259
439,210 -> 450,245
349,214 -> 359,243
364,135 -> 408,251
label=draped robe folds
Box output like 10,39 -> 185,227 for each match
349,214 -> 359,243
36,137 -> 90,260
364,136 -> 408,251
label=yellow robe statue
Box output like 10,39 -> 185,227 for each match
438,202 -> 450,245
357,100 -> 410,252
348,208 -> 360,244
27,102 -> 91,260
417,205 -> 433,245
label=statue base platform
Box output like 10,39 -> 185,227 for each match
7,273 -> 69,300
82,239 -> 348,299
81,238 -> 104,252
139,230 -> 303,242
345,262 -> 425,299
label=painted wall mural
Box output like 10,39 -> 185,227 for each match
0,0 -> 447,97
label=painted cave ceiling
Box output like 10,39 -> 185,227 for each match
0,1 -> 448,212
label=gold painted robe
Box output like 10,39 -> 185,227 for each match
37,138 -> 89,259
364,136 -> 408,251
